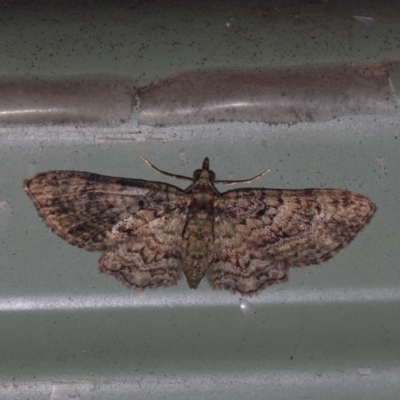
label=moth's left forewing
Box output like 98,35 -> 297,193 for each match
23,171 -> 188,251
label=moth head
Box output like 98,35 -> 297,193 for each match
193,157 -> 215,184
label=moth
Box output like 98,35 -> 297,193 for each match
23,157 -> 376,296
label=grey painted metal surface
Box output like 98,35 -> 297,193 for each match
0,1 -> 399,399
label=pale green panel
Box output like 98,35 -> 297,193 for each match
0,1 -> 399,400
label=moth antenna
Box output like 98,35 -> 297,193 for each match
141,156 -> 193,181
215,168 -> 271,185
